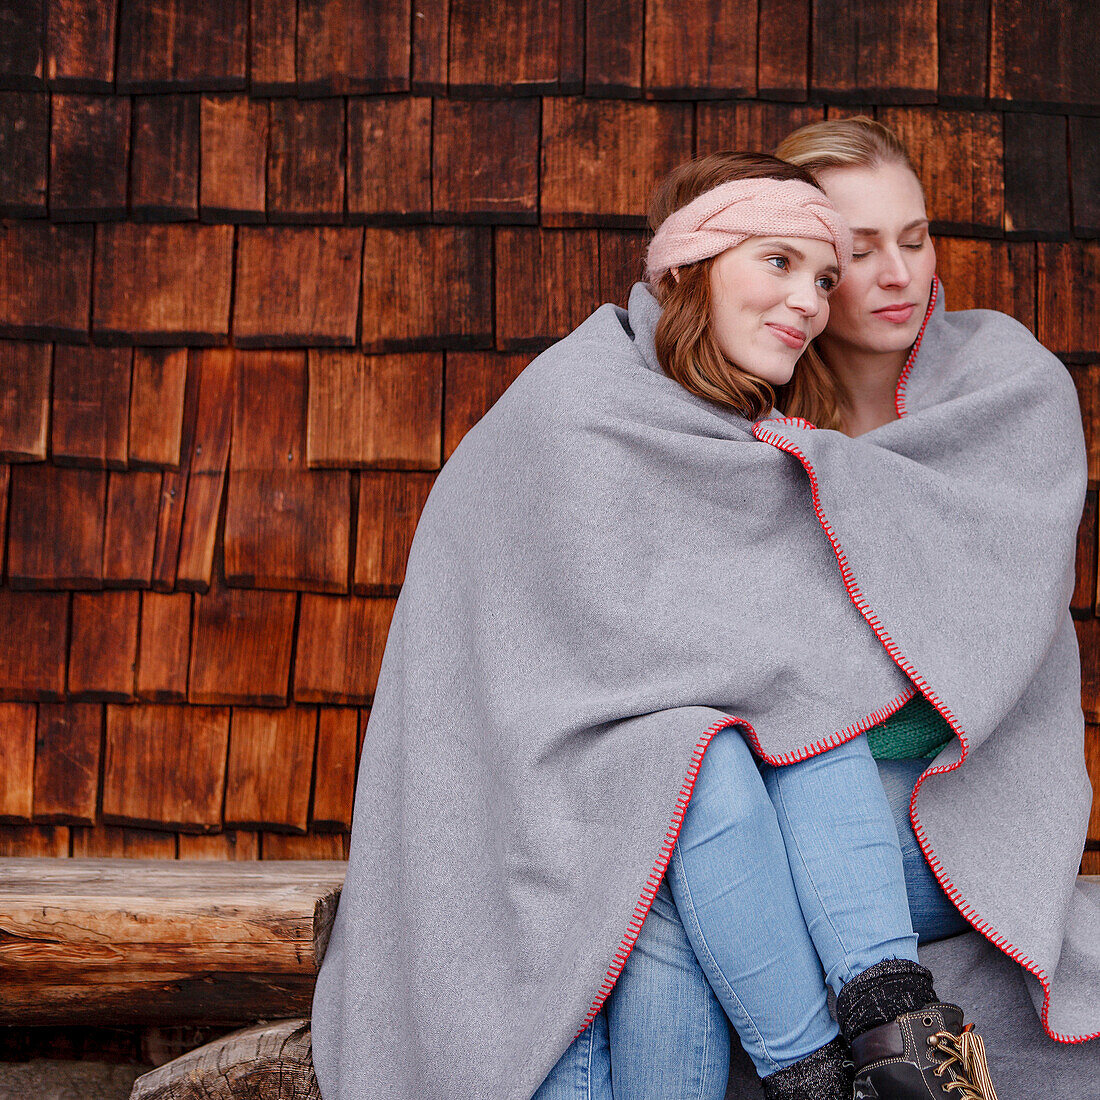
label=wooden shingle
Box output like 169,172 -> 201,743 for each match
150,358 -> 200,590
449,0 -> 560,95
432,98 -> 539,223
585,0 -> 642,96
0,466 -> 7,577
347,96 -> 432,223
72,825 -> 177,858
0,703 -> 35,822
598,229 -> 650,307
411,0 -> 448,94
136,591 -> 192,703
1069,364 -> 1100,489
933,238 -> 1035,332
0,222 -> 92,342
225,350 -> 349,592
49,93 -> 129,220
297,0 -> 410,95
443,352 -> 529,460
129,348 -> 187,470
0,341 -> 50,462
307,350 -> 443,469
0,826 -> 68,857
990,0 -> 1099,111
268,98 -> 345,224
878,108 -> 1002,236
225,706 -> 316,832
131,94 -> 201,221
51,344 -> 131,469
178,830 -> 259,859
644,0 -> 757,99
33,703 -> 101,825
45,0 -> 118,91
1076,617 -> 1100,723
234,227 -> 363,347
249,0 -> 296,94
758,0 -> 810,101
542,98 -> 692,228
1037,242 -> 1100,359
0,0 -> 44,88
294,594 -> 396,704
68,591 -> 140,701
559,0 -> 585,95
262,831 -> 346,859
7,465 -> 106,589
354,471 -> 435,594
361,227 -> 491,351
937,0 -> 990,105
0,591 -> 68,701
495,228 -> 600,350
116,0 -> 248,93
200,94 -> 268,223
1073,490 -> 1097,616
1069,117 -> 1100,238
696,102 -> 825,157
812,0 -> 937,103
103,469 -> 161,587
190,583 -> 296,705
94,223 -> 233,345
1003,113 -> 1071,240
311,707 -> 358,830
0,91 -> 47,216
176,348 -> 234,591
102,703 -> 229,832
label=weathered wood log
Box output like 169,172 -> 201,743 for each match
129,1018 -> 319,1100
0,858 -> 344,1025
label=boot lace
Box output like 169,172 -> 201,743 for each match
926,1023 -> 1000,1100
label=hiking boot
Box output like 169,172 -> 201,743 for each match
850,1002 -> 1000,1100
760,1035 -> 854,1100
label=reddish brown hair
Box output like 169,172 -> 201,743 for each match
646,152 -> 821,421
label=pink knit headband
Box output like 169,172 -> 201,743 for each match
644,177 -> 853,285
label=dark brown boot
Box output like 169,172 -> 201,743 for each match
850,1002 -> 1000,1100
759,1035 -> 853,1100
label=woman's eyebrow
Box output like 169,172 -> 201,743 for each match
851,218 -> 930,236
755,239 -> 805,260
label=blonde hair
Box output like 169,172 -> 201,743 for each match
772,117 -> 922,431
646,152 -> 822,422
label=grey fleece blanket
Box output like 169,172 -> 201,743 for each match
311,277 -> 1099,1099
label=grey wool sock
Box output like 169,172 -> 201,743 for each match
760,1036 -> 853,1100
835,958 -> 939,1044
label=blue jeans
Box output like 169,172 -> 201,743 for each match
533,740 -> 968,1099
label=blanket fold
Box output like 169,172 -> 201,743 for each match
312,276 -> 1097,1100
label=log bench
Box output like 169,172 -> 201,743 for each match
0,858 -> 346,1027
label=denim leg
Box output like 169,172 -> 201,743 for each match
760,735 -> 920,997
875,757 -> 970,943
605,875 -> 731,1100
531,1007 -> 613,1100
665,727 -> 840,1077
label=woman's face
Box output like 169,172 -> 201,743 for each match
705,235 -> 839,386
813,162 -> 936,358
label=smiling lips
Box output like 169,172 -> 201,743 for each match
766,323 -> 807,349
873,302 -> 916,324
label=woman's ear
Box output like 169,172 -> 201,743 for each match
671,266 -> 680,284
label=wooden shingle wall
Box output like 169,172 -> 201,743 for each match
0,0 -> 1099,867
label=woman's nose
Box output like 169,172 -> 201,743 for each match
878,248 -> 913,287
787,277 -> 822,315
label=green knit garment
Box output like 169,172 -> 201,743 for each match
865,691 -> 954,760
